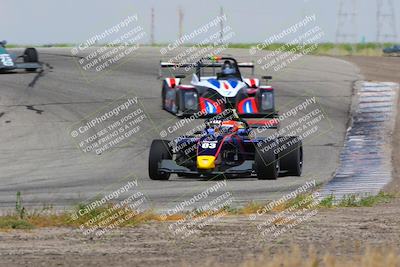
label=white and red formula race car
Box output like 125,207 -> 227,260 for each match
160,56 -> 277,118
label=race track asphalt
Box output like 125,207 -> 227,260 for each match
0,47 -> 360,211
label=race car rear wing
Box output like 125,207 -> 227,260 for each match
247,119 -> 280,129
224,109 -> 280,129
159,60 -> 255,77
160,61 -> 254,68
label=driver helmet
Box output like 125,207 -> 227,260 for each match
219,121 -> 243,134
206,128 -> 215,135
205,120 -> 222,135
221,60 -> 235,75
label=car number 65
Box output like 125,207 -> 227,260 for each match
201,142 -> 217,149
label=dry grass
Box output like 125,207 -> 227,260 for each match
0,191 -> 396,230
0,202 -> 183,230
237,193 -> 318,215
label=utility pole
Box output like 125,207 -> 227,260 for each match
376,0 -> 397,43
335,0 -> 358,46
219,6 -> 224,45
178,6 -> 184,40
150,7 -> 155,45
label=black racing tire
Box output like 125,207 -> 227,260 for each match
255,142 -> 279,180
278,136 -> 303,176
175,90 -> 184,117
176,88 -> 199,117
161,85 -> 167,109
255,89 -> 275,114
23,48 -> 38,71
148,140 -> 172,180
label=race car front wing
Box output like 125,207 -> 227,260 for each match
159,159 -> 255,175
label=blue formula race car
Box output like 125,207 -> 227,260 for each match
148,110 -> 303,180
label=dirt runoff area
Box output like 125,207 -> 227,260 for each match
0,198 -> 399,267
0,56 -> 399,267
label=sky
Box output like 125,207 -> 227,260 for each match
2,0 -> 399,44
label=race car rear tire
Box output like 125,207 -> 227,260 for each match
23,48 -> 38,71
278,136 -> 303,176
148,140 -> 172,180
255,144 -> 279,180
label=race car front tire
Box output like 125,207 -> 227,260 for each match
278,136 -> 303,176
148,140 -> 172,180
255,144 -> 279,180
23,48 -> 38,71
161,86 -> 167,109
176,89 -> 198,117
161,81 -> 173,110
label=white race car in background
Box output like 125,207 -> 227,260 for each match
160,56 -> 276,118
